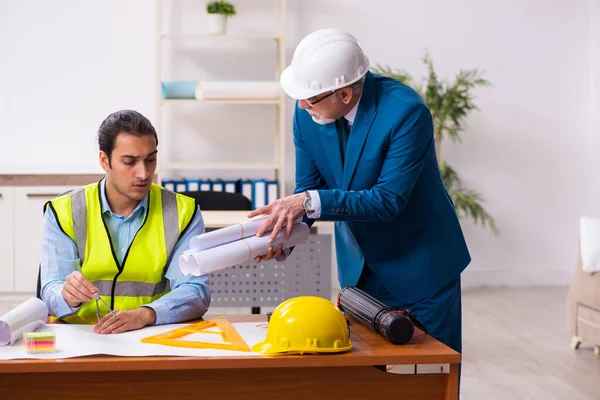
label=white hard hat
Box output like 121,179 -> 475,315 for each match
280,29 -> 370,100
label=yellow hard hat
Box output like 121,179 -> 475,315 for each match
252,296 -> 353,355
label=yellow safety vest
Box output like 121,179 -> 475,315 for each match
45,180 -> 196,324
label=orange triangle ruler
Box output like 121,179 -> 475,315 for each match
141,316 -> 250,352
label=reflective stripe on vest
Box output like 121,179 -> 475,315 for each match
92,279 -> 171,297
47,180 -> 196,323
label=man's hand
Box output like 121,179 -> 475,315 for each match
247,193 -> 306,242
61,271 -> 97,308
94,307 -> 156,335
253,244 -> 284,263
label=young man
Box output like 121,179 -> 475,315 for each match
40,109 -> 210,334
250,29 -> 470,358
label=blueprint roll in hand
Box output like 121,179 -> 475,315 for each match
180,222 -> 310,276
188,215 -> 300,253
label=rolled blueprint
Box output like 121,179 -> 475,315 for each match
195,81 -> 281,100
189,216 -> 300,253
0,297 -> 48,346
179,249 -> 195,276
189,216 -> 266,253
180,222 -> 309,276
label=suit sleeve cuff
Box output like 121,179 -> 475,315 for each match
307,190 -> 321,219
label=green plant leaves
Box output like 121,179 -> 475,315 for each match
207,0 -> 236,16
372,52 -> 496,233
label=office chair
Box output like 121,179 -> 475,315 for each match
180,190 -> 252,211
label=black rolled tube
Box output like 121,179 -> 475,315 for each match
338,286 -> 414,345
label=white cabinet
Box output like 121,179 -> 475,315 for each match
13,186 -> 76,293
0,186 -> 15,292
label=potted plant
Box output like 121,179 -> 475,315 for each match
373,53 -> 497,233
206,0 -> 236,35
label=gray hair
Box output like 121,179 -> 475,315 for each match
349,76 -> 365,96
330,76 -> 365,104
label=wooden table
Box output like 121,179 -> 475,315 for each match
0,315 -> 460,400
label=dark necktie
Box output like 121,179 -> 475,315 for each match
337,118 -> 351,162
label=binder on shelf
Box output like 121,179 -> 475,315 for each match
267,180 -> 279,204
163,180 -> 176,192
186,179 -> 201,191
252,179 -> 267,209
175,181 -> 188,193
166,178 -> 278,205
240,180 -> 253,204
200,181 -> 211,191
211,180 -> 224,192
224,181 -> 237,193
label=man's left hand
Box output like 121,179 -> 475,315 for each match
253,244 -> 284,263
94,307 -> 156,334
248,193 -> 306,242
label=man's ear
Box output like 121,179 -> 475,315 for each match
99,151 -> 111,172
340,88 -> 353,105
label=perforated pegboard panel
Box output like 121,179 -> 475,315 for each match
207,234 -> 332,307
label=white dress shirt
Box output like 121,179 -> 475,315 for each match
306,97 -> 361,219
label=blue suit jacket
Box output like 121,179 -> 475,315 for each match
293,71 -> 471,303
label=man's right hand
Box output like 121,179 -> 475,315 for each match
61,271 -> 97,308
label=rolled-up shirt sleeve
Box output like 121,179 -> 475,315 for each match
40,208 -> 83,318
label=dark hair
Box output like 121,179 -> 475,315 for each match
98,109 -> 158,164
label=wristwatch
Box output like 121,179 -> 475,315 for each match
303,191 -> 315,214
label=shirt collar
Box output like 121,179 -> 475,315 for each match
344,95 -> 362,127
100,178 -> 148,218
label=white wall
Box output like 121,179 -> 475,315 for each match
1,0 -> 598,286
0,0 -> 155,174
589,0 -> 600,211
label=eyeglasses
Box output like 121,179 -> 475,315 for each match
305,90 -> 338,106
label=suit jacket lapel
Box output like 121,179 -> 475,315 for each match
343,72 -> 378,190
320,121 -> 344,188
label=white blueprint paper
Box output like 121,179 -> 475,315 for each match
0,322 -> 268,360
180,223 -> 309,276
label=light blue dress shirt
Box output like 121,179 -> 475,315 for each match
40,181 -> 211,325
